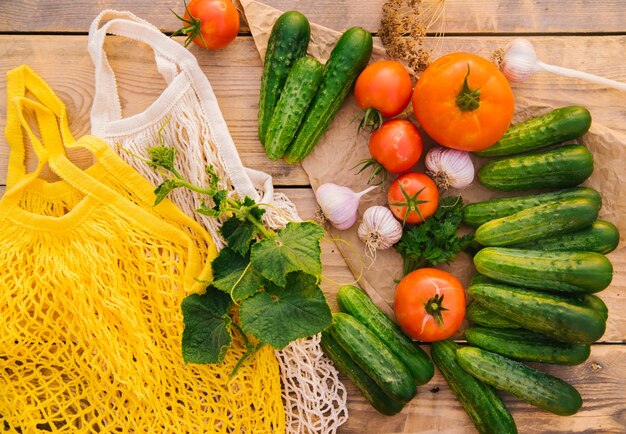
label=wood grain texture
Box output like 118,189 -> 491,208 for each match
2,1 -> 626,34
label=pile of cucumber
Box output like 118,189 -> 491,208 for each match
429,105 -> 619,432
320,285 -> 434,415
258,11 -> 373,163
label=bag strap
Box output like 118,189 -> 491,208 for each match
88,10 -> 194,129
4,65 -> 73,188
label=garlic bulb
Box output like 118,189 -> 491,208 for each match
358,206 -> 403,256
425,147 -> 474,190
315,183 -> 378,230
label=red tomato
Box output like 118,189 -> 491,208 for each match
412,52 -> 514,152
174,0 -> 240,50
354,60 -> 413,128
387,172 -> 438,224
368,119 -> 423,173
394,268 -> 466,342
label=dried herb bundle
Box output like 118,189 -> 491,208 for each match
379,0 -> 447,74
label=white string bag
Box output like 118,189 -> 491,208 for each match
88,11 -> 348,433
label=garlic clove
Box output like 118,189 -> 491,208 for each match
424,147 -> 475,190
315,183 -> 378,231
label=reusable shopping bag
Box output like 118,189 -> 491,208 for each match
87,11 -> 348,433
0,66 -> 285,433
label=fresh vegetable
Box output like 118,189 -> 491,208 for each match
475,247 -> 613,294
395,196 -> 472,274
464,327 -> 591,365
513,220 -> 620,254
320,330 -> 405,416
315,183 -> 378,230
358,119 -> 423,184
431,340 -> 518,434
258,11 -> 311,144
584,294 -> 609,321
394,268 -> 466,342
146,144 -> 331,375
475,106 -> 592,157
387,172 -> 439,224
172,0 -> 240,49
424,147 -> 475,190
329,313 -> 417,403
354,60 -> 413,130
468,281 -> 606,343
466,302 -> 522,329
337,285 -> 434,386
357,206 -> 403,255
284,27 -> 373,163
456,346 -> 583,416
412,52 -> 514,152
462,187 -> 601,228
478,144 -> 594,191
474,194 -> 601,246
264,56 -> 323,160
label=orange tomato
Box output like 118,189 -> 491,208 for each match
394,268 -> 466,342
412,52 -> 514,152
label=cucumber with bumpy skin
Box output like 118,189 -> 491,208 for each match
466,302 -> 522,329
456,346 -> 583,416
431,340 -> 518,434
320,330 -> 405,415
258,11 -> 311,144
329,312 -> 416,403
464,326 -> 591,365
475,106 -> 592,157
337,285 -> 434,386
284,27 -> 373,163
478,144 -> 594,191
264,56 -> 323,160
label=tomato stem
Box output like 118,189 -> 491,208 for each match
424,293 -> 448,328
388,183 -> 430,225
455,64 -> 481,112
358,107 -> 384,133
171,0 -> 209,48
354,158 -> 387,186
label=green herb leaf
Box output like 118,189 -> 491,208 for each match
220,217 -> 259,256
250,222 -> 324,287
212,248 -> 264,301
239,272 -> 332,349
148,145 -> 176,172
181,287 -> 233,364
395,196 -> 472,275
154,179 -> 184,205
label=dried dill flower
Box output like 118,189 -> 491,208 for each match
379,0 -> 447,74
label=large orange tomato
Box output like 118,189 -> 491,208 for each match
394,268 -> 466,342
412,52 -> 514,152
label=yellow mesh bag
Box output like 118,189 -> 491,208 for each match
0,66 -> 285,433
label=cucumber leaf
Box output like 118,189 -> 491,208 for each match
181,287 -> 232,364
250,222 -> 324,287
212,248 -> 264,301
239,271 -> 332,349
220,217 -> 258,256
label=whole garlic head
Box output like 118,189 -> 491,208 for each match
358,206 -> 403,257
501,38 -> 540,82
425,147 -> 475,190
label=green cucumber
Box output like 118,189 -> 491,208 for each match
329,312 -> 416,402
478,144 -> 594,191
474,195 -> 601,246
258,11 -> 311,144
475,106 -> 592,157
468,281 -> 606,343
456,347 -> 582,416
284,27 -> 373,163
513,220 -> 620,254
431,340 -> 517,434
474,247 -> 613,294
464,327 -> 590,365
320,330 -> 405,415
583,294 -> 609,321
264,56 -> 323,160
337,285 -> 434,385
462,187 -> 600,228
466,302 -> 522,329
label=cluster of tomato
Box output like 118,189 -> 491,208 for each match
355,54 -> 514,342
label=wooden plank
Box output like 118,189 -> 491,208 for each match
339,344 -> 626,433
2,1 -> 626,35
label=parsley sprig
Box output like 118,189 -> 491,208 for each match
395,196 -> 473,276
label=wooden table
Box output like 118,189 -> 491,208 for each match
1,1 -> 624,432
